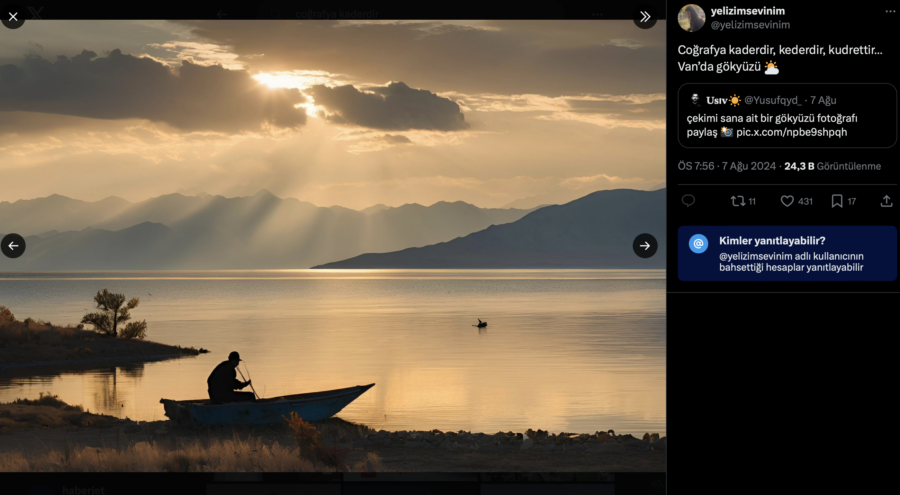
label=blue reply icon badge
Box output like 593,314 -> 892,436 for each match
689,234 -> 708,254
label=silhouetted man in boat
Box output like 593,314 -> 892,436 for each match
207,351 -> 256,403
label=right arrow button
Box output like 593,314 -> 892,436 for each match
633,233 -> 659,259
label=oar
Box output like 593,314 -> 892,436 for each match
237,366 -> 260,400
243,360 -> 260,397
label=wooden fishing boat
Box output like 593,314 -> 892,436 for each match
160,383 -> 375,426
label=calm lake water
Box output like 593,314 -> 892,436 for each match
0,270 -> 665,436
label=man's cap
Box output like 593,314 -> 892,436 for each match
228,351 -> 241,361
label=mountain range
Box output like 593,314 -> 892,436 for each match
0,191 -> 539,270
314,188 -> 665,269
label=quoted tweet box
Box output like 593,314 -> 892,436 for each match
678,226 -> 898,281
678,83 -> 898,148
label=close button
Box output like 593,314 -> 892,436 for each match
2,5 -> 25,29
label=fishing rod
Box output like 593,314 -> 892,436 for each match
237,365 -> 261,400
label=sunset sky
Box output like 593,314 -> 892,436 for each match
0,20 -> 665,209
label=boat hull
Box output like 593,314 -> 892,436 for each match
160,383 -> 374,426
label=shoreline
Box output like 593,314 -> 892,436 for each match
0,398 -> 666,472
0,353 -> 197,370
0,419 -> 667,472
0,312 -> 202,368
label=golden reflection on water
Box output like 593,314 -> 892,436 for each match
0,271 -> 666,435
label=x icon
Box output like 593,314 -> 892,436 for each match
8,12 -> 17,22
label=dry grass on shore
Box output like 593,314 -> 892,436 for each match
0,394 -> 382,472
0,435 -> 384,472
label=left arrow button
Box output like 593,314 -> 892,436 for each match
1,233 -> 26,258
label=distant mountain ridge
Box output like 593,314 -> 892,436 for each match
0,191 -> 541,270
0,190 -> 535,236
314,188 -> 665,269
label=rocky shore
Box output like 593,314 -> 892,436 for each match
353,428 -> 667,454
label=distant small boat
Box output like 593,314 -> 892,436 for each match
160,383 -> 375,426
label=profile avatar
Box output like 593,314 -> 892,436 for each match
679,5 -> 706,32
691,93 -> 702,107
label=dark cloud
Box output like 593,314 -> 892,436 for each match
381,134 -> 412,144
308,82 -> 468,131
179,21 -> 665,96
0,49 -> 306,132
